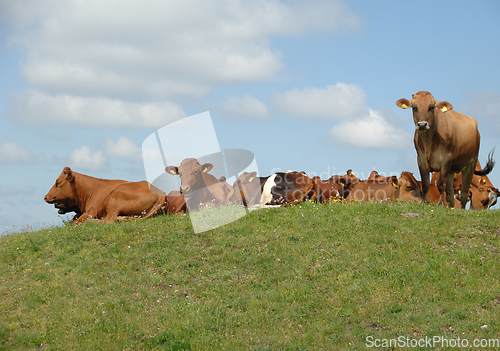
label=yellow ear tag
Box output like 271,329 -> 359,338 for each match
441,106 -> 448,112
248,177 -> 254,182
402,104 -> 408,109
392,182 -> 397,188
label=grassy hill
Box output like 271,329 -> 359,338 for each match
1,201 -> 499,350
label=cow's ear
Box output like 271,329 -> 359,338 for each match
63,167 -> 74,181
436,101 -> 453,113
396,98 -> 411,109
247,171 -> 257,182
201,163 -> 213,173
391,176 -> 398,188
165,166 -> 179,175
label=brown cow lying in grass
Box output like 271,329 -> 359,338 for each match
165,158 -> 234,211
45,167 -> 167,224
346,172 -> 422,203
232,171 -> 317,207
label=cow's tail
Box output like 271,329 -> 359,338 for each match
474,148 -> 495,176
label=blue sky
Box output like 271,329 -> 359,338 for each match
1,0 -> 499,233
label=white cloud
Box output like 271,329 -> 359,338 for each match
105,137 -> 142,162
329,109 -> 411,149
1,0 -> 359,98
69,145 -> 106,171
7,90 -> 187,128
270,83 -> 367,119
221,95 -> 269,120
0,142 -> 35,162
2,1 -> 361,128
269,83 -> 411,149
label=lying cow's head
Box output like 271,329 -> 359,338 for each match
232,171 -> 261,206
165,158 -> 213,198
44,167 -> 76,205
367,170 -> 392,183
396,91 -> 453,132
337,169 -> 360,198
471,180 -> 498,209
343,169 -> 360,185
397,172 -> 423,202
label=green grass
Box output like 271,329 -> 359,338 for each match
1,202 -> 499,350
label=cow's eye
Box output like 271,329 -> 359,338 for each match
428,106 -> 435,112
412,107 -> 417,112
406,185 -> 412,190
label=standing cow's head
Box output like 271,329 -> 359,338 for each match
165,158 -> 213,198
396,91 -> 453,132
44,167 -> 76,204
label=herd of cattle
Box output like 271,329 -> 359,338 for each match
44,91 -> 498,224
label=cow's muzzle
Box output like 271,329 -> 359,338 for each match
416,122 -> 430,131
487,188 -> 498,208
180,187 -> 191,198
44,195 -> 55,204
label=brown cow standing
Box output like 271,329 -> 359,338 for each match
44,167 -> 167,223
165,158 -> 233,209
396,91 -> 494,209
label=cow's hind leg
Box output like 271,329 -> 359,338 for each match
445,173 -> 455,208
460,166 -> 475,210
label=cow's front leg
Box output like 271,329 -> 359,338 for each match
72,208 -> 98,225
418,167 -> 430,204
72,212 -> 91,225
435,161 -> 452,206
